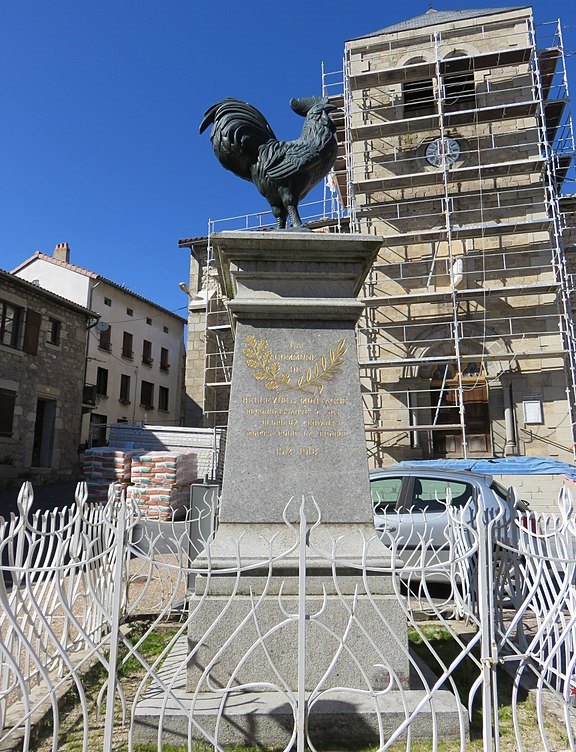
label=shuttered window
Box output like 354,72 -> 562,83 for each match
23,310 -> 41,355
99,326 -> 111,351
122,332 -> 133,358
158,386 -> 169,411
96,367 -> 109,396
140,381 -> 154,409
142,340 -> 153,365
120,374 -> 131,403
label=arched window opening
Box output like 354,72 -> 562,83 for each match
430,361 -> 490,457
403,57 -> 436,117
443,50 -> 476,111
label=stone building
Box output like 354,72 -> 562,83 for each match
339,5 -> 576,465
13,244 -> 186,446
181,6 -> 576,468
178,236 -> 231,428
0,270 -> 96,487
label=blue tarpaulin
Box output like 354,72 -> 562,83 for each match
395,457 -> 576,481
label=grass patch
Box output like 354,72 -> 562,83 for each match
31,618 -> 181,752
118,621 -> 179,677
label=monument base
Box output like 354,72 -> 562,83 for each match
134,637 -> 465,749
186,521 -> 409,693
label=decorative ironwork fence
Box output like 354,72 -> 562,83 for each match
1,480 -> 576,751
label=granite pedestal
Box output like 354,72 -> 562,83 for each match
185,232 -> 415,743
137,231 -> 450,747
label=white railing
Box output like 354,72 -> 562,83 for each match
1,482 -> 576,751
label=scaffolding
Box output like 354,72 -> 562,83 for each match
194,9 -> 576,465
337,11 -> 576,463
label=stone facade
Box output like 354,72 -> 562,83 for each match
0,271 -> 94,488
344,6 -> 576,466
179,237 -> 233,428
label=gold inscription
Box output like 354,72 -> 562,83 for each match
243,336 -> 347,395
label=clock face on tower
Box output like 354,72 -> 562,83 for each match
425,137 -> 461,167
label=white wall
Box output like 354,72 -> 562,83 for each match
16,258 -> 91,307
84,281 -> 184,443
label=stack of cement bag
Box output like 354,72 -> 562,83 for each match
83,448 -> 137,504
127,451 -> 198,519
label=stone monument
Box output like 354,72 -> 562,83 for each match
134,229 -> 462,748
132,90 -> 464,746
183,230 -> 412,746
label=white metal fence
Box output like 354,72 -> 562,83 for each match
1,481 -> 576,751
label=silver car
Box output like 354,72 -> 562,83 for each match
370,466 -> 523,580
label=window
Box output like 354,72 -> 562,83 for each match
408,477 -> 474,512
371,477 -> 403,513
0,388 -> 16,437
160,347 -> 170,372
99,326 -> 111,352
163,326 -> 169,334
140,381 -> 154,409
403,78 -> 435,115
0,299 -> 25,349
158,386 -> 169,411
104,297 -> 112,307
119,374 -> 131,403
126,307 -> 133,317
442,51 -> 475,111
444,72 -> 475,109
142,339 -> 153,365
146,317 -> 152,326
47,317 -> 61,345
1,303 -> 40,354
96,367 -> 109,396
122,332 -> 133,359
89,413 -> 107,447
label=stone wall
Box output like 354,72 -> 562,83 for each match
0,274 -> 90,487
182,238 -> 232,429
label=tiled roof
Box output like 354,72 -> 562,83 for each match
11,252 -> 187,324
178,237 -> 208,247
0,269 -> 99,318
350,6 -> 529,40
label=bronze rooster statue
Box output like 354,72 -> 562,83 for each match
200,97 -> 338,229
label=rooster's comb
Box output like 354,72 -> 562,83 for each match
290,97 -> 329,116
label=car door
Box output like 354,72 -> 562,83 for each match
371,475 -> 406,534
397,475 -> 475,573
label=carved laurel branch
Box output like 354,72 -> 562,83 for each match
243,336 -> 290,392
242,335 -> 347,394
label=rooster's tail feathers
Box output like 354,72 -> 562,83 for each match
199,99 -> 276,154
199,102 -> 221,134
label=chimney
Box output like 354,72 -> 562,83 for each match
53,242 -> 70,263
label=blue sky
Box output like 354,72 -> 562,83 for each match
1,1 -> 575,314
